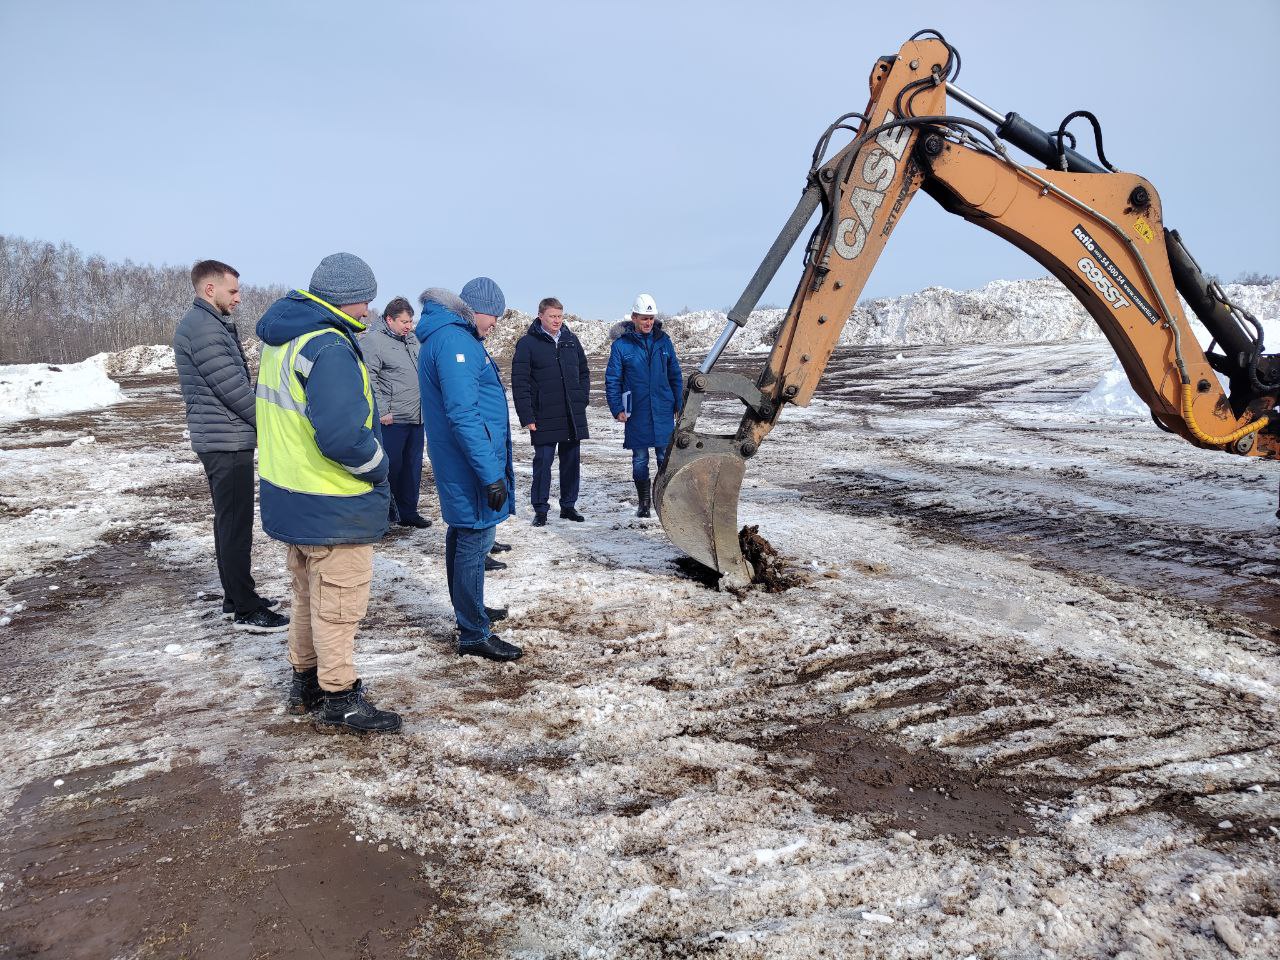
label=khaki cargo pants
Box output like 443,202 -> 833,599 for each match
285,543 -> 374,692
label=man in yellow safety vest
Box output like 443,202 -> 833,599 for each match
255,252 -> 402,734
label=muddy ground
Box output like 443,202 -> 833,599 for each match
1,345 -> 1278,958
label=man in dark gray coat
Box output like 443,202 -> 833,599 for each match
362,296 -> 429,528
173,260 -> 287,633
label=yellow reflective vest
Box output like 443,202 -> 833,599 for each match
256,292 -> 377,498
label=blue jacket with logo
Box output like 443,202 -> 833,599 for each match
604,320 -> 684,450
415,288 -> 515,529
256,291 -> 390,545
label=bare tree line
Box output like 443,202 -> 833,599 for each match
0,235 -> 287,364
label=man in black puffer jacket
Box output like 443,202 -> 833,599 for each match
510,297 -> 591,526
173,260 -> 287,633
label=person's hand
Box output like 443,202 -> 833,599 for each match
380,414 -> 393,425
485,479 -> 508,511
616,412 -> 629,423
526,423 -> 536,431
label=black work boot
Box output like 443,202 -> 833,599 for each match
560,507 -> 585,521
314,680 -> 402,734
484,605 -> 509,622
532,512 -> 548,527
286,667 -> 323,715
234,606 -> 290,633
484,555 -> 507,571
635,478 -> 652,518
458,634 -> 523,662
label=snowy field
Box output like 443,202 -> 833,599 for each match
1,340 -> 1278,958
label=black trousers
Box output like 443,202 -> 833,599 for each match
382,422 -> 425,522
531,440 -> 581,514
197,449 -> 258,614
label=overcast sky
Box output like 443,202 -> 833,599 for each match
2,0 -> 1276,320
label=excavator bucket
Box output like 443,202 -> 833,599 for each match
654,441 -> 753,589
655,370 -> 770,589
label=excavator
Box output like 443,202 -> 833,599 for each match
654,30 -> 1279,589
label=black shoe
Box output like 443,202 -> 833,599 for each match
315,679 -> 402,734
560,507 -> 585,522
532,513 -> 547,527
485,605 -> 509,622
221,596 -> 281,618
233,607 -> 290,633
397,516 -> 432,528
484,555 -> 507,571
635,478 -> 652,518
458,634 -> 523,662
489,541 -> 512,553
287,667 -> 323,715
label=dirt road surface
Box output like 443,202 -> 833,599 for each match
2,343 -> 1277,958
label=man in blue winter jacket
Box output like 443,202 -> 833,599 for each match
605,293 -> 684,517
256,253 -> 402,734
416,278 -> 520,663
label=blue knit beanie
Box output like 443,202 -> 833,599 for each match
309,252 -> 377,306
459,277 -> 505,317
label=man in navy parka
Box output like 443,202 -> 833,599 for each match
605,293 -> 684,518
416,279 -> 520,662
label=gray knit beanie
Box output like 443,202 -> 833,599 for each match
459,276 -> 505,317
309,252 -> 377,306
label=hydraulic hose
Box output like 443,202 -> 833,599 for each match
1180,386 -> 1269,448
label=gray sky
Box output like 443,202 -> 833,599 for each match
2,0 -> 1276,319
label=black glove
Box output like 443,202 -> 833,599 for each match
485,479 -> 508,511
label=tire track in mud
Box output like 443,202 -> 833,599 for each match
726,593 -> 1280,851
701,343 -> 1280,855
710,346 -> 1280,855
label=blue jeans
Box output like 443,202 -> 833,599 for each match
631,446 -> 669,482
382,422 -> 425,522
531,440 -> 580,514
445,524 -> 497,645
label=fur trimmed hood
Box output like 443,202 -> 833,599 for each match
609,319 -> 664,342
419,287 -> 475,323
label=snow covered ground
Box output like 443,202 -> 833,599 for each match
1,339 -> 1277,957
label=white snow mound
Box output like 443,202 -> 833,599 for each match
1069,360 -> 1152,418
92,344 -> 175,378
0,358 -> 125,424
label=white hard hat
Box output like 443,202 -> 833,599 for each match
631,293 -> 657,316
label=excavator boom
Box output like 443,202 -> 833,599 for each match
655,33 -> 1278,588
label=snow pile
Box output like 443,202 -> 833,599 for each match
1069,361 -> 1152,417
0,358 -> 124,424
663,308 -> 786,355
660,278 -> 1110,355
91,344 -> 175,378
848,278 -> 1103,345
484,311 -> 612,361
0,343 -> 184,424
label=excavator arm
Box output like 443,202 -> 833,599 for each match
655,33 -> 1279,588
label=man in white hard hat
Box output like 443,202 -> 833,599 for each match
604,293 -> 684,517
